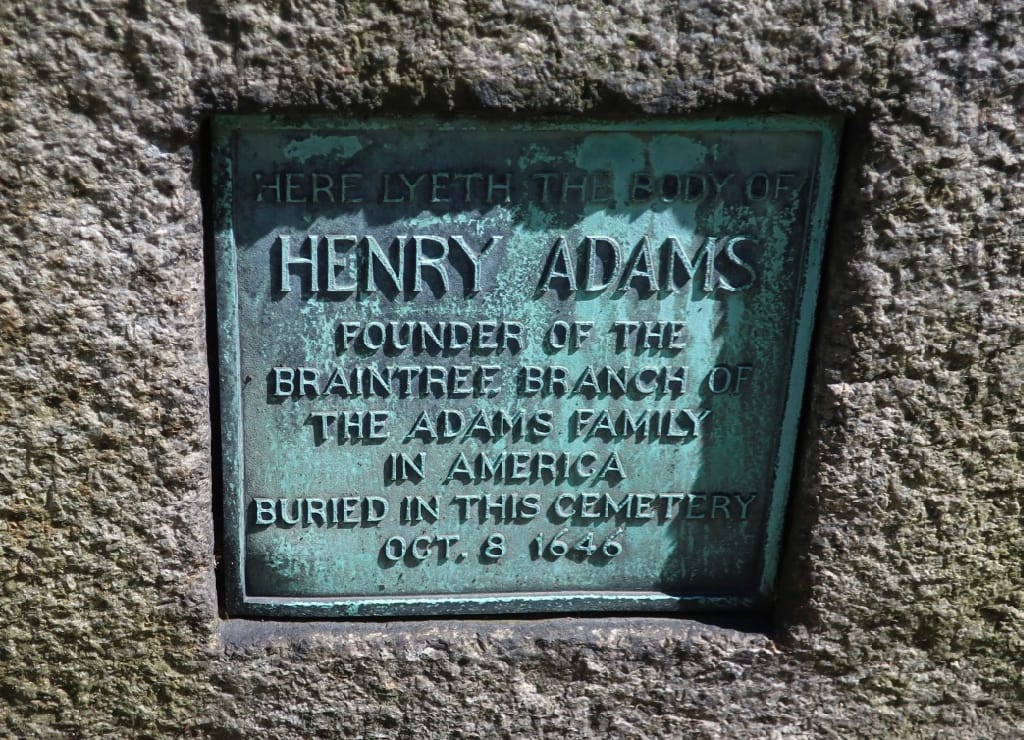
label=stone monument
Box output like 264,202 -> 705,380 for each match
1,1 -> 1020,736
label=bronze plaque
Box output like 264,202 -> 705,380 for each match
212,116 -> 839,616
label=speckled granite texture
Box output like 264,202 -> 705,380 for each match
1,1 -> 1021,736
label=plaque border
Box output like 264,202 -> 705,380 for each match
212,116 -> 841,618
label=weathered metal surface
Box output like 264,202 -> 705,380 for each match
212,117 -> 839,617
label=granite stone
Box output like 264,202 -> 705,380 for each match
0,0 -> 1021,736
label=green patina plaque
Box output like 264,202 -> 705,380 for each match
212,116 -> 839,617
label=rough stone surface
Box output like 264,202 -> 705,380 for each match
1,0 -> 1022,736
